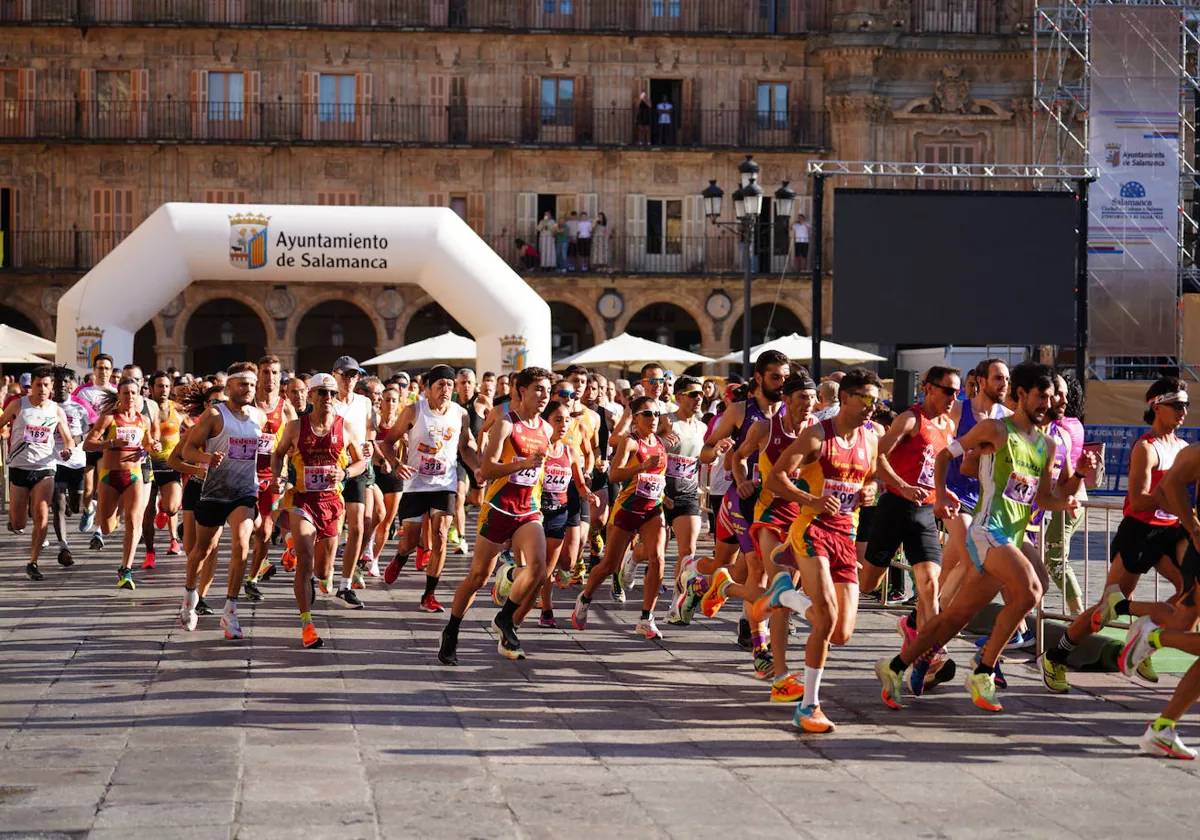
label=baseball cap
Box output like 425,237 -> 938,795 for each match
332,355 -> 365,374
308,373 -> 337,390
19,373 -> 31,387
673,375 -> 703,396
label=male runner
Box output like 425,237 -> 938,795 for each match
439,366 -> 553,664
659,375 -> 709,619
51,367 -> 89,568
331,356 -> 376,603
245,354 -> 297,598
73,354 -> 115,534
380,364 -> 480,612
142,370 -> 185,569
449,367 -> 477,552
557,366 -> 597,591
177,362 -> 267,640
876,362 -> 1091,712
286,376 -> 310,416
272,373 -> 368,648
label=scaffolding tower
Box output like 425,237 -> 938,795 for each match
1034,0 -> 1200,378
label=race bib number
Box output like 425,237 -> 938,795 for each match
666,454 -> 698,480
303,465 -> 334,492
543,466 -> 571,495
227,437 -> 258,461
23,425 -> 51,445
257,432 -> 276,455
511,466 -> 540,487
115,426 -> 141,447
917,454 -> 936,489
1002,472 -> 1037,506
824,478 -> 863,515
419,455 -> 448,477
635,472 -> 666,500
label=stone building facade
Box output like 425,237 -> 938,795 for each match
0,0 -> 1034,374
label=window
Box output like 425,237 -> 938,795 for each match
317,192 -> 359,206
0,71 -> 18,129
756,83 -> 788,130
95,70 -> 132,125
450,196 -> 467,221
652,0 -> 681,16
319,74 -> 356,124
921,140 -> 978,189
543,0 -> 573,12
540,78 -> 574,126
91,188 -> 134,260
646,198 -> 682,255
205,189 -> 248,203
208,72 -> 244,122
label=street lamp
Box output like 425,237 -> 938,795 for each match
701,155 -> 795,379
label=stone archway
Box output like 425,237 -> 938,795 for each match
624,301 -> 705,376
549,301 -> 596,363
184,298 -> 269,375
404,301 -> 468,345
0,303 -> 44,337
728,302 -> 808,351
295,300 -> 379,374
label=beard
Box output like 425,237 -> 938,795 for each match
761,385 -> 783,403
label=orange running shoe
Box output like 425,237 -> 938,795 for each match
700,568 -> 732,618
281,538 -> 297,572
301,622 -> 323,649
793,704 -> 836,733
770,673 -> 805,703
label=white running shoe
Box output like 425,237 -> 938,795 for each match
635,615 -> 662,640
178,601 -> 198,632
1140,723 -> 1198,760
571,593 -> 590,630
221,610 -> 244,641
618,553 -> 639,597
1119,617 -> 1159,677
368,557 -> 381,578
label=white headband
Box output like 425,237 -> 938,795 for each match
228,372 -> 257,383
1149,391 -> 1188,406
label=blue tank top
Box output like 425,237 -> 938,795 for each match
945,399 -> 995,511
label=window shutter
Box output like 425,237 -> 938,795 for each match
683,194 -> 706,271
680,77 -> 694,145
429,0 -> 448,26
576,193 -> 598,220
79,69 -> 95,138
516,192 -> 537,238
429,74 -> 446,142
132,68 -> 149,137
521,74 -> 538,143
573,75 -> 593,143
17,68 -> 35,137
190,69 -> 208,139
466,192 -> 486,236
301,71 -> 319,140
427,192 -> 449,207
355,72 -> 373,141
625,193 -> 646,271
245,70 -> 260,139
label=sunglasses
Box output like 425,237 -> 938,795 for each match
1163,401 -> 1189,411
678,390 -> 702,398
556,389 -> 575,397
927,383 -> 958,398
635,409 -> 661,418
847,392 -> 881,409
312,388 -> 335,397
337,370 -> 360,378
644,377 -> 665,385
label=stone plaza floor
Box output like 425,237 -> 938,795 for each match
1,521 -> 1198,839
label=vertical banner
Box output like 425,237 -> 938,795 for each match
1088,5 -> 1180,356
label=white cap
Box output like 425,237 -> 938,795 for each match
308,373 -> 337,390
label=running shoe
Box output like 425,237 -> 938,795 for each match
167,538 -> 182,556
555,568 -> 572,589
438,628 -> 458,666
635,615 -> 662,640
117,568 -> 135,590
736,617 -> 753,652
924,657 -> 956,691
281,546 -> 297,573
972,630 -> 1036,651
420,592 -> 446,613
590,530 -> 604,557
302,622 -> 323,649
79,502 -> 95,533
700,568 -> 732,618
1136,657 -> 1159,683
384,554 -> 404,584
335,588 -> 364,609
492,559 -> 515,606
1090,583 -> 1125,632
195,598 -> 214,616
57,547 -> 74,567
875,658 -> 906,709
244,579 -> 264,602
8,522 -> 25,535
1140,723 -> 1197,760
770,673 -> 805,703
221,610 -> 244,640
493,612 -> 524,658
680,578 -> 703,625
259,563 -> 277,582
611,578 -> 626,603
1119,617 -> 1159,677
617,553 -> 638,598
886,589 -> 907,603
794,703 -> 836,734
966,671 -> 1002,712
751,571 -> 793,624
973,652 -> 1007,690
179,600 -> 198,631
753,648 -> 773,680
665,596 -> 685,626
351,568 -> 366,590
570,561 -> 588,586
25,562 -> 43,581
154,509 -> 169,530
571,593 -> 590,630
457,539 -> 469,555
318,577 -> 330,596
909,649 -> 934,697
447,524 -> 460,546
897,616 -> 918,648
415,546 -> 431,572
1040,652 -> 1070,693
89,533 -> 104,550
367,557 -> 381,578
538,613 -> 558,628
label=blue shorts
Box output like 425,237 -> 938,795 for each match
966,520 -> 1023,572
543,505 -> 569,541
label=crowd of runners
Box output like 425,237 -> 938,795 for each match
5,351 -> 1200,760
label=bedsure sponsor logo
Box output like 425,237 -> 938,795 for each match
229,212 -> 270,270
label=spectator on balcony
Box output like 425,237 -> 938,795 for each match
593,211 -> 610,267
635,92 -> 652,145
566,211 -> 580,271
656,95 -> 674,145
791,213 -> 811,272
515,238 -> 539,274
577,212 -> 593,272
537,211 -> 557,270
554,218 -> 570,273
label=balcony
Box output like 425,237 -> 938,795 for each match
896,0 -> 1000,35
0,230 -> 129,273
0,0 -> 832,35
0,101 -> 829,151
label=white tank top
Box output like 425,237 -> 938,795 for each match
9,397 -> 60,470
404,399 -> 464,494
200,403 -> 263,502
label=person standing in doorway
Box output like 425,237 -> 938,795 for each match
656,94 -> 674,145
635,92 -> 652,145
577,212 -> 593,272
537,211 -> 557,270
792,214 -> 811,272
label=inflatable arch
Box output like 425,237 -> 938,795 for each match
54,203 -> 551,374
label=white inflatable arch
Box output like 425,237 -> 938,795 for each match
54,203 -> 551,374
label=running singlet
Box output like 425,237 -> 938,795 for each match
151,402 -> 182,468
484,411 -> 551,515
789,419 -> 871,537
945,401 -> 1006,511
612,434 -> 668,518
200,403 -> 262,502
665,414 -> 705,497
56,399 -> 88,470
885,403 -> 955,504
754,413 -> 809,524
289,414 -> 348,495
404,400 -> 465,494
333,393 -> 372,446
973,418 -> 1048,541
728,397 -> 771,483
1123,432 -> 1188,526
562,409 -> 592,464
1030,420 -> 1074,529
8,398 -> 60,469
540,442 -> 573,509
255,396 -> 287,480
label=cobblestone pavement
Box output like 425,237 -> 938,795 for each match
1,517 -> 1198,840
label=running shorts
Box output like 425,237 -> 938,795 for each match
1181,542 -> 1200,596
590,468 -> 609,494
791,521 -> 858,585
543,504 -> 570,541
10,466 -> 56,489
99,467 -> 141,494
181,479 -> 203,512
141,462 -> 153,484
863,492 -> 942,568
611,505 -> 664,534
55,465 -> 84,496
1110,516 -> 1186,576
397,490 -> 456,522
966,520 -> 1024,573
374,469 -> 404,495
478,503 -> 541,544
289,491 -> 344,540
566,484 -> 583,528
194,496 -> 257,529
153,467 -> 182,486
665,491 -> 701,523
86,450 -> 102,468
718,492 -> 756,553
855,504 -> 876,544
342,465 -> 375,504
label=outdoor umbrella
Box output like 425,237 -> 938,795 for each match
363,332 -> 477,366
716,333 -> 885,365
556,332 -> 713,372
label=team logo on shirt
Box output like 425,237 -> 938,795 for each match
229,212 -> 271,270
75,325 -> 103,367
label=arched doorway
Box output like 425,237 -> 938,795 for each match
404,302 -> 468,345
133,323 -> 157,373
625,302 -> 703,376
550,302 -> 595,364
729,303 -> 807,353
0,304 -> 41,336
184,299 -> 267,376
296,301 -> 378,374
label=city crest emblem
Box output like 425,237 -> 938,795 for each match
76,325 -> 104,368
229,212 -> 270,270
500,335 -> 529,374
1104,142 -> 1121,168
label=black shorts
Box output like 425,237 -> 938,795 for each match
397,490 -> 456,522
153,467 -> 182,486
141,463 -> 153,484
795,242 -> 809,258
855,504 -> 877,544
55,465 -> 85,495
194,496 -> 258,529
181,479 -> 203,513
342,468 -> 374,505
543,505 -> 569,540
1110,516 -> 1186,576
375,469 -> 404,495
566,484 -> 583,528
86,450 -> 102,468
590,468 -> 609,494
9,466 -> 56,489
458,457 -> 480,491
666,491 -> 701,523
1182,543 -> 1200,596
864,492 -> 942,568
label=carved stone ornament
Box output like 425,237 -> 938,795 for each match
893,65 -> 1014,121
376,288 -> 404,320
213,158 -> 238,178
160,293 -> 186,318
324,160 -> 350,179
884,0 -> 913,26
434,162 -> 461,182
548,163 -> 569,182
934,65 -> 970,114
41,285 -> 64,316
653,164 -> 678,185
265,287 -> 297,320
825,95 -> 889,123
100,158 -> 125,177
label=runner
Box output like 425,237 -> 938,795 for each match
72,353 -> 115,536
572,395 -> 669,639
449,367 -> 477,554
1041,376 -> 1189,693
0,365 -> 77,580
556,366 -> 597,592
176,362 -> 267,640
660,375 -> 708,592
141,370 -> 185,569
584,373 -> 612,573
876,362 -> 1092,712
754,368 -> 882,732
271,373 -> 368,648
330,356 -> 376,602
357,375 -> 387,575
285,375 -> 309,417
82,376 -> 155,588
438,366 -> 553,664
368,384 -> 404,568
245,355 -> 297,599
380,364 -> 479,612
50,366 -> 88,570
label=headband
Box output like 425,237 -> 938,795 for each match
1149,391 -> 1189,406
426,364 -> 455,384
783,375 -> 817,395
228,372 -> 257,383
